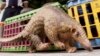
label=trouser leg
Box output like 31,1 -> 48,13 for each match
1,8 -> 10,21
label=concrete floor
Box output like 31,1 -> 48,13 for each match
0,49 -> 100,56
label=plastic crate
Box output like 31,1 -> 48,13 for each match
95,38 -> 100,46
75,42 -> 83,48
89,39 -> 97,47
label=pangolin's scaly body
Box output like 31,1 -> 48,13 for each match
0,4 -> 93,52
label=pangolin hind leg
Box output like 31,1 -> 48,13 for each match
29,34 -> 50,51
27,45 -> 36,53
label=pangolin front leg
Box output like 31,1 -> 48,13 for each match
59,28 -> 77,53
64,39 -> 77,53
25,16 -> 50,52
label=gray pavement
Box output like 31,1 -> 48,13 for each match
0,49 -> 100,56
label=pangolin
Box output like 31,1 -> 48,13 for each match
0,4 -> 93,52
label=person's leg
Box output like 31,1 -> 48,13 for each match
1,8 -> 10,21
0,9 -> 5,21
1,6 -> 23,21
14,6 -> 23,15
1,8 -> 15,21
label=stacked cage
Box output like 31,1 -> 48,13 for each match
67,0 -> 100,48
0,2 -> 61,52
0,10 -> 35,51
